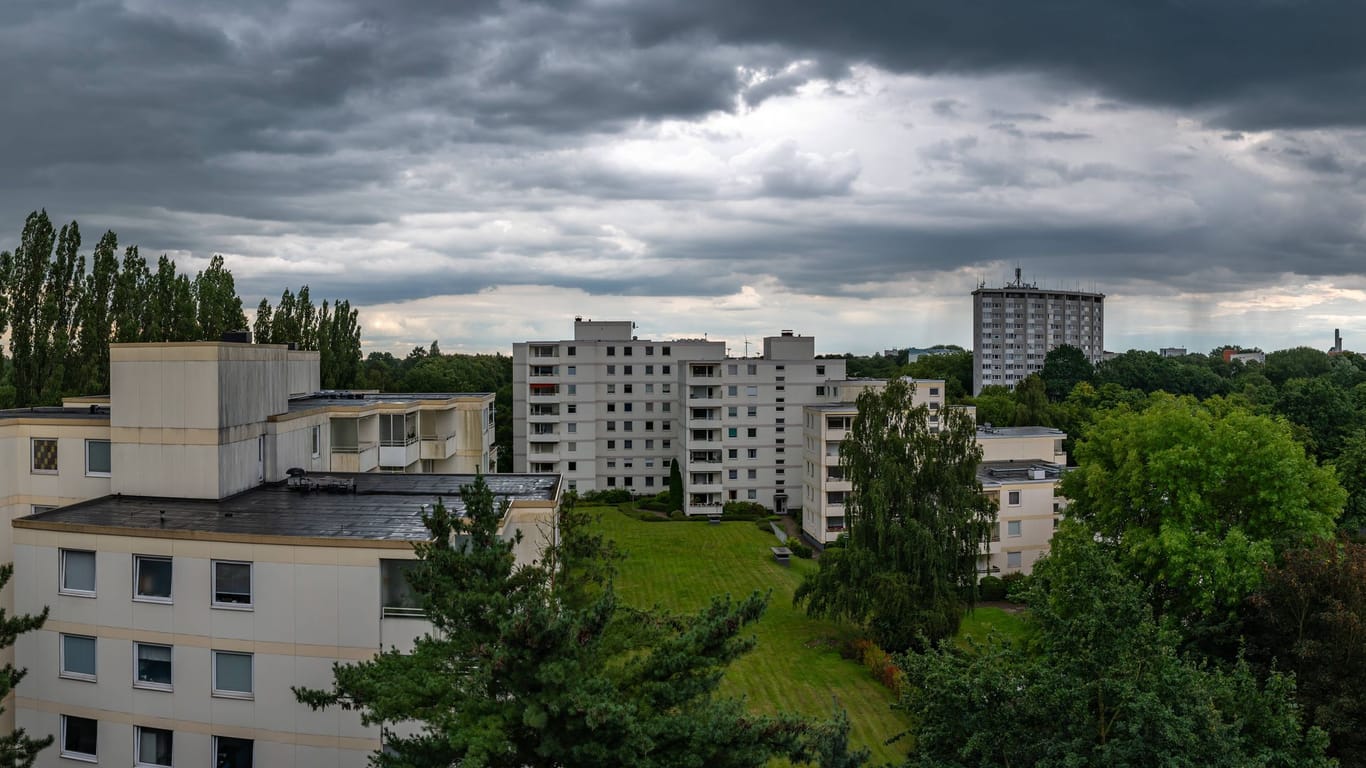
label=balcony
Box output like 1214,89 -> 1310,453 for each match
379,436 -> 419,468
420,434 -> 458,460
331,442 -> 379,473
688,387 -> 720,402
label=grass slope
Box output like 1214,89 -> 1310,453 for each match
591,508 -> 910,765
956,605 -> 1033,649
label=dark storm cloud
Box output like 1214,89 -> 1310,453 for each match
621,0 -> 1366,130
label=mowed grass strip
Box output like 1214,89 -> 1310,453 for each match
591,508 -> 910,765
956,605 -> 1034,650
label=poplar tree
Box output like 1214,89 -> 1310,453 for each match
0,564 -> 53,767
795,378 -> 995,650
192,254 -> 247,340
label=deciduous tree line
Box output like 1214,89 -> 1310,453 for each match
0,210 -> 364,407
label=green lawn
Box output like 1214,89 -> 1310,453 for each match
591,508 -> 910,765
955,605 -> 1034,650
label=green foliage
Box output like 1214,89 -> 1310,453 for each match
668,457 -> 684,512
1010,374 -> 1050,426
1245,536 -> 1366,766
789,542 -> 814,559
1264,346 -> 1335,386
1062,394 -> 1343,624
796,379 -> 995,651
967,385 -> 1014,427
1275,376 -> 1361,459
1039,344 -> 1094,401
1001,571 -> 1031,602
903,349 -> 973,402
295,478 -> 864,768
1333,429 -> 1366,536
0,563 -> 54,766
898,526 -> 1334,768
252,286 -> 364,388
722,501 -> 768,519
975,575 -> 1006,601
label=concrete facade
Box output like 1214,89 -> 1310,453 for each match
972,271 -> 1104,394
513,321 -> 849,514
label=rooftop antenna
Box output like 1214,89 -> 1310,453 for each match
743,336 -> 751,357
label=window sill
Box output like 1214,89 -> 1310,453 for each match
133,681 -> 173,692
133,596 -> 173,605
211,602 -> 254,612
59,672 -> 96,683
59,750 -> 98,763
30,469 -> 59,476
58,589 -> 96,599
84,472 -> 111,478
212,690 -> 254,701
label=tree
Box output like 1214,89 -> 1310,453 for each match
6,211 -> 57,406
898,525 -> 1334,768
0,563 -> 54,766
74,231 -> 120,394
1275,377 -> 1360,460
1245,537 -> 1366,766
1010,374 -> 1050,427
191,254 -> 247,340
1264,346 -> 1334,387
903,350 -> 973,402
110,245 -> 150,342
794,379 -> 995,650
968,385 -> 1014,428
665,457 -> 684,512
295,475 -> 862,768
1039,344 -> 1093,401
1333,429 -> 1366,537
1062,394 -> 1343,625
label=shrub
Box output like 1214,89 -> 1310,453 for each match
755,520 -> 773,532
844,637 -> 903,694
978,575 -> 1007,601
1002,572 -> 1032,603
722,501 -> 768,520
581,488 -> 633,505
789,542 -> 813,559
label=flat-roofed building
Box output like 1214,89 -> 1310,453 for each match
972,269 -> 1104,394
979,460 -> 1064,575
13,472 -> 558,768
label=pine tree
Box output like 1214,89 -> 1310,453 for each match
0,563 -> 54,767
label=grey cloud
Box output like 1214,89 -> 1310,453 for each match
1034,131 -> 1092,142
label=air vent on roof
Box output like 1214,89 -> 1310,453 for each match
221,329 -> 252,344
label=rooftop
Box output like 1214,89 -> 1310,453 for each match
977,460 -> 1064,485
976,425 -> 1065,438
286,391 -> 492,413
0,405 -> 110,423
16,472 -> 559,543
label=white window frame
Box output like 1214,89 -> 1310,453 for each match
213,736 -> 253,768
84,438 -> 112,477
133,555 -> 173,603
59,549 -> 96,598
59,633 -> 97,682
1006,551 -> 1023,569
60,714 -> 98,763
311,425 -> 321,458
1007,520 -> 1022,538
133,642 -> 174,691
1007,490 -> 1021,506
211,560 -> 253,610
30,437 -> 58,474
135,725 -> 174,767
211,650 -> 254,699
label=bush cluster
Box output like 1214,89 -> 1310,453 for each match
1002,572 -> 1031,602
844,638 -> 904,695
977,575 -> 1007,601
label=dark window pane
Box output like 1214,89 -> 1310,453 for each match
136,643 -> 172,686
63,715 -> 97,757
214,562 -> 252,605
136,557 -> 172,599
216,736 -> 253,768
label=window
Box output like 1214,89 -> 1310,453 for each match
607,477 -> 616,487
567,461 -> 577,471
747,364 -> 757,375
646,477 -> 655,487
567,423 -> 577,433
727,364 -> 738,375
1007,551 -> 1023,569
134,643 -> 173,689
136,726 -> 173,767
727,427 -> 738,438
213,651 -> 253,698
607,365 -> 616,375
31,437 -> 57,473
567,365 -> 576,375
624,440 -> 633,449
747,449 -> 757,459
747,406 -> 757,417
607,440 -> 616,449
381,560 -> 421,617
85,439 -> 111,476
624,384 -> 633,394
816,365 -> 826,375
567,404 -> 577,414
134,556 -> 172,602
662,384 -> 671,394
747,428 -> 757,438
624,403 -> 633,412
567,346 -> 576,356
645,383 -> 654,394
60,549 -> 96,596
61,634 -> 97,681
607,403 -> 616,413
747,490 -> 757,500
214,736 -> 254,768
1007,490 -> 1021,506
567,384 -> 577,395
727,385 -> 737,397
929,387 -> 940,396
623,347 -> 632,357
607,346 -> 616,356
728,469 -> 738,479
816,386 -> 826,396
61,715 -> 98,762
727,406 -> 738,417
310,426 -> 320,458
662,365 -> 671,374
662,439 -> 671,449
1007,520 -> 1022,537
212,561 -> 252,608
728,449 -> 738,459
645,364 -> 654,374
662,346 -> 671,356
747,469 -> 757,479
607,421 -> 616,432
745,386 -> 757,397
624,365 -> 633,375
645,421 -> 654,431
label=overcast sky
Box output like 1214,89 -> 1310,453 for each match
4,0 -> 1365,357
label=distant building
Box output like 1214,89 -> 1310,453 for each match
799,382 -> 1067,577
1222,348 -> 1266,364
972,269 -> 1105,394
513,319 -> 851,515
1330,329 -> 1346,356
904,346 -> 958,364
1160,347 -> 1187,358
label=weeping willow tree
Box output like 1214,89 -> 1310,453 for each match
795,378 -> 995,650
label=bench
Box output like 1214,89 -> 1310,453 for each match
771,546 -> 792,566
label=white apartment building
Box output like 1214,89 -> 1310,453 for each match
14,473 -> 558,768
0,340 -> 535,767
513,320 -> 848,514
972,269 -> 1104,394
801,390 -> 1066,576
